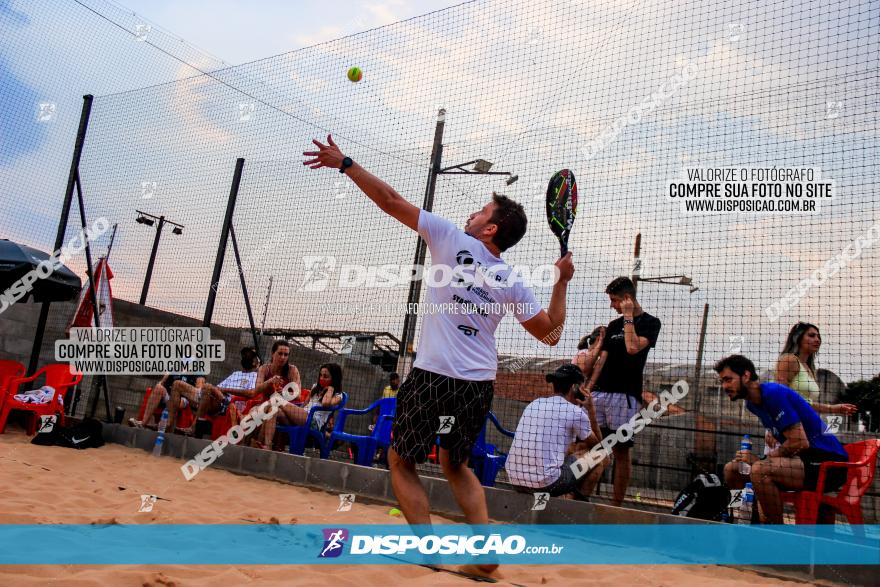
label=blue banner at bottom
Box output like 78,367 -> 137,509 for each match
0,524 -> 877,565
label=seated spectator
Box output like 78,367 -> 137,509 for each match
259,362 -> 343,450
572,326 -> 605,381
130,372 -> 204,429
382,372 -> 401,398
250,340 -> 302,448
166,346 -> 274,434
506,364 -> 606,500
717,354 -> 849,524
774,322 -> 857,415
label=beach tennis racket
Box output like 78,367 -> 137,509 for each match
546,169 -> 578,256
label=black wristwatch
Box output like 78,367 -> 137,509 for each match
623,318 -> 634,325
339,156 -> 353,173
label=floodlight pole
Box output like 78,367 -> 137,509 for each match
398,110 -> 445,373
203,158 -> 245,327
136,210 -> 184,306
229,223 -> 261,353
139,215 -> 166,305
28,94 -> 93,377
692,302 -> 710,411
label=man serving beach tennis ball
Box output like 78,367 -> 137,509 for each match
303,135 -> 573,571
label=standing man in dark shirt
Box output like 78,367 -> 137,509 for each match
584,277 -> 661,506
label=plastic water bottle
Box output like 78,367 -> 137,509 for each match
738,434 -> 752,475
738,482 -> 754,524
152,409 -> 168,457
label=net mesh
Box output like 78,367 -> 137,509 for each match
2,0 -> 878,522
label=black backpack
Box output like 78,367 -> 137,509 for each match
31,416 -> 104,450
671,473 -> 730,521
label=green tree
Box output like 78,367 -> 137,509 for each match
840,376 -> 880,433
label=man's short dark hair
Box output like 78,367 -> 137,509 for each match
489,192 -> 527,252
605,276 -> 636,297
713,354 -> 759,381
390,372 -> 400,380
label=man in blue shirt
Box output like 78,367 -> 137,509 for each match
714,355 -> 848,524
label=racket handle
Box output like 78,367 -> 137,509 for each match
560,243 -> 568,257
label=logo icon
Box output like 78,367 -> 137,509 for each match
824,415 -> 843,434
319,528 -> 348,558
726,23 -> 744,42
337,493 -> 355,512
728,489 -> 744,509
38,415 -> 57,433
457,325 -> 479,337
134,23 -> 151,41
299,256 -> 336,292
36,102 -> 57,122
727,335 -> 744,353
339,336 -> 356,354
138,494 -> 157,512
437,416 -> 456,434
531,492 -> 550,511
527,25 -> 543,46
826,101 -> 843,119
141,181 -> 157,199
332,180 -> 348,199
239,102 -> 255,121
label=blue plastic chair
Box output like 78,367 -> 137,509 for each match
329,397 -> 396,467
277,392 -> 348,458
470,411 -> 515,487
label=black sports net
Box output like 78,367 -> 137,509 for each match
1,0 -> 878,524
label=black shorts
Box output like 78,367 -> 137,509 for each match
800,448 -> 848,492
391,367 -> 493,465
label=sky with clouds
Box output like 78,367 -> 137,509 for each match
1,0 -> 878,382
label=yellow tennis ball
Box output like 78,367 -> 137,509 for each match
347,67 -> 363,82
388,507 -> 402,517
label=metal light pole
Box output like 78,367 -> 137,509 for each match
398,109 -> 445,374
632,233 -> 641,295
136,210 -> 184,305
693,302 -> 710,411
28,95 -> 93,376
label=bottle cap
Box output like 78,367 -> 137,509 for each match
744,482 -> 753,489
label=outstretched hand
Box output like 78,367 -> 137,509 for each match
303,135 -> 345,170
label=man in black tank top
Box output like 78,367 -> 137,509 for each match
584,277 -> 661,506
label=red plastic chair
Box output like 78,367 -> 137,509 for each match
0,360 -> 26,411
135,386 -> 194,431
0,364 -> 82,435
781,439 -> 880,525
204,393 -> 252,440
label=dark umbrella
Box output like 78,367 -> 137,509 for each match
0,239 -> 82,303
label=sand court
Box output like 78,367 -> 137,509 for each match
0,431 -> 824,586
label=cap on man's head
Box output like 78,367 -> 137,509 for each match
545,363 -> 585,385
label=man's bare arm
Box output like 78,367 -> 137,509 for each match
521,253 -> 574,345
303,135 -> 419,230
585,351 -> 607,392
769,423 -> 810,458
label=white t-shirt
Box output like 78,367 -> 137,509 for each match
413,211 -> 541,381
505,396 -> 592,488
216,371 -> 258,391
